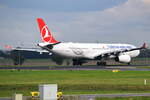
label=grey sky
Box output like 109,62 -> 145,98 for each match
0,0 -> 150,49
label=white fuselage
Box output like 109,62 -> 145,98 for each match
46,43 -> 140,59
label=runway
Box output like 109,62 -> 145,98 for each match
0,65 -> 150,71
1,93 -> 150,100
65,93 -> 150,100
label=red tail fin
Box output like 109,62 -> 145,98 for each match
37,18 -> 59,44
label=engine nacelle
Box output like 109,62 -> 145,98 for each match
115,55 -> 131,63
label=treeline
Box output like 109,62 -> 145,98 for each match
0,50 -> 51,65
138,49 -> 150,58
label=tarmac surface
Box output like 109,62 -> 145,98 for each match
66,93 -> 150,99
0,65 -> 150,71
1,93 -> 150,100
0,97 -> 11,100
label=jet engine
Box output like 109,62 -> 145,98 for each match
115,55 -> 131,63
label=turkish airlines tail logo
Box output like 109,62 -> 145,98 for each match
37,18 -> 59,44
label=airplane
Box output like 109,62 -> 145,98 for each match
36,18 -> 147,66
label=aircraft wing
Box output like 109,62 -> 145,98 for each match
12,47 -> 50,54
94,43 -> 148,60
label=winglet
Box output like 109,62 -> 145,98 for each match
37,18 -> 60,44
141,42 -> 148,49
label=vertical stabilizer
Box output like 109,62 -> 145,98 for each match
37,18 -> 59,44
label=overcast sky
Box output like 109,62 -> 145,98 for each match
0,0 -> 150,49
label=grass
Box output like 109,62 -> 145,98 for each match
137,66 -> 150,69
0,70 -> 150,97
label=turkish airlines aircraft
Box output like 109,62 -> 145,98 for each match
36,18 -> 147,65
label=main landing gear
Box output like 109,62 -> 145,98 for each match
72,59 -> 83,66
96,62 -> 107,66
127,63 -> 131,65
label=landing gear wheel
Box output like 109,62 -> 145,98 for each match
97,62 -> 101,66
73,59 -> 82,66
127,63 -> 131,65
97,62 -> 106,66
